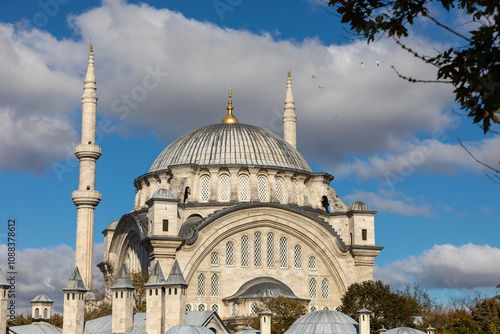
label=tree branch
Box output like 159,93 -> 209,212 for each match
391,66 -> 452,83
457,137 -> 500,174
425,15 -> 471,42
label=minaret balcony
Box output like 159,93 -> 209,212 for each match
72,190 -> 101,206
75,144 -> 102,160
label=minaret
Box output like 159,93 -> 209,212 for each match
72,44 -> 101,290
283,69 -> 297,149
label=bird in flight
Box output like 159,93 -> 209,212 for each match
312,75 -> 316,79
376,59 -> 380,66
361,62 -> 364,69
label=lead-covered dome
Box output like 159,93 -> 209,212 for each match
285,310 -> 359,334
150,123 -> 311,173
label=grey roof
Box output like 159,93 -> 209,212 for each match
357,308 -> 371,314
186,311 -> 216,327
106,220 -> 118,230
0,267 -> 9,288
348,201 -> 370,211
235,327 -> 261,334
111,265 -> 135,290
145,261 -> 166,287
151,188 -> 175,200
30,295 -> 54,304
165,260 -> 188,287
9,324 -> 62,334
223,276 -> 307,301
285,310 -> 359,334
165,325 -> 214,334
63,267 -> 87,292
149,123 -> 312,173
384,328 -> 426,334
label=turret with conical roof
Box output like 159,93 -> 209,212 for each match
165,260 -> 188,331
62,267 -> 87,334
146,261 -> 167,334
111,265 -> 135,334
283,69 -> 297,149
0,268 -> 10,334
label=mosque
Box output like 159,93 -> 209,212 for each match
0,45 -> 389,334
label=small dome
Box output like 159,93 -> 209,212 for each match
385,328 -> 426,334
30,295 -> 54,303
349,201 -> 369,211
165,325 -> 214,334
223,276 -> 305,301
152,188 -> 175,200
285,310 -> 358,334
235,327 -> 260,334
106,220 -> 119,230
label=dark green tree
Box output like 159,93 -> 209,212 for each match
249,297 -> 308,334
327,0 -> 499,134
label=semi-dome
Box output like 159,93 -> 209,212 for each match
223,276 -> 306,301
285,310 -> 358,334
149,123 -> 312,173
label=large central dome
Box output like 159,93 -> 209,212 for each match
149,123 -> 311,173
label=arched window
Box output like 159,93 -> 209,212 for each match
239,175 -> 249,201
211,304 -> 219,313
200,176 -> 210,202
309,278 -> 317,298
219,175 -> 230,202
198,304 -> 206,311
186,303 -> 192,311
231,303 -> 237,316
276,178 -> 285,203
250,302 -> 258,315
43,308 -> 48,319
197,274 -> 206,296
35,308 -> 39,319
309,256 -> 317,270
291,181 -> 299,203
322,278 -> 330,299
258,177 -> 268,201
294,245 -> 302,269
241,235 -> 250,267
323,306 -> 330,310
226,241 -> 235,266
211,274 -> 219,296
254,232 -> 262,267
267,232 -> 275,268
210,252 -> 219,267
310,306 -> 317,312
279,237 -> 288,268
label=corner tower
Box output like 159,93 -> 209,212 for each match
283,69 -> 297,148
72,44 -> 101,290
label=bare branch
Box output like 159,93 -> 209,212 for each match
391,66 -> 452,83
484,172 -> 500,186
425,15 -> 471,42
457,137 -> 500,174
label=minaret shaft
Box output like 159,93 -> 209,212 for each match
72,46 -> 101,290
283,69 -> 297,149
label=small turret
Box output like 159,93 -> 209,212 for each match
164,260 -> 188,331
145,261 -> 167,334
62,267 -> 88,334
30,294 -> 54,323
111,265 -> 135,334
283,69 -> 297,148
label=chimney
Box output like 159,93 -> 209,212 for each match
0,268 -> 10,334
357,308 -> 371,334
426,326 -> 436,334
62,267 -> 88,334
111,265 -> 135,334
259,310 -> 273,334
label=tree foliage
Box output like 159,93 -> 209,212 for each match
7,313 -> 32,326
338,280 -> 420,333
328,0 -> 500,133
248,297 -> 308,334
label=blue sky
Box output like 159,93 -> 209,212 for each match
0,0 -> 499,313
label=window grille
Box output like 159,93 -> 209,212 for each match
267,232 -> 275,268
186,303 -> 192,311
219,175 -> 229,202
254,232 -> 262,267
294,245 -> 302,269
197,274 -> 206,296
322,278 -> 329,299
211,274 -> 219,296
309,256 -> 317,270
241,235 -> 250,267
210,252 -> 219,267
231,303 -> 237,316
276,178 -> 284,203
323,306 -> 329,310
292,181 -> 299,203
258,177 -> 268,201
309,278 -> 317,298
211,304 -> 219,313
239,176 -> 249,201
198,304 -> 205,311
226,241 -> 235,266
279,237 -> 288,268
200,176 -> 210,202
310,306 -> 317,312
250,302 -> 258,315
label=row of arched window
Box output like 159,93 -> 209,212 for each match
199,174 -> 300,204
185,301 -> 333,316
186,303 -> 219,313
34,308 -> 49,319
309,277 -> 330,299
209,233 -> 318,270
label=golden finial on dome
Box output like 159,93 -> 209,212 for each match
288,68 -> 291,79
90,37 -> 93,54
221,87 -> 239,124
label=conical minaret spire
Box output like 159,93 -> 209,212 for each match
71,44 -> 101,290
283,69 -> 297,148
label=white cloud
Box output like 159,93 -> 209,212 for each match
0,243 -> 104,314
0,0 -> 460,173
375,244 -> 500,290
